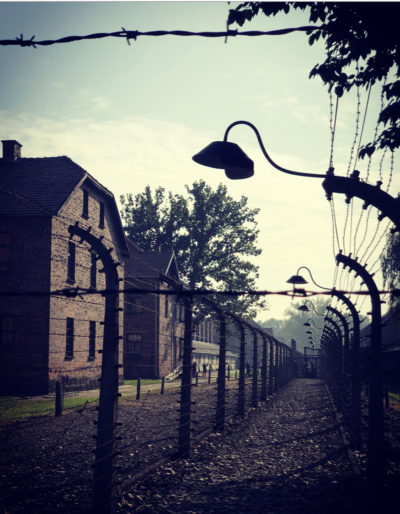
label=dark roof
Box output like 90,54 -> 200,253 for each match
125,239 -> 179,281
0,157 -> 87,215
0,155 -> 128,255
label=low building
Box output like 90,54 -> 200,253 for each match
123,240 -> 185,379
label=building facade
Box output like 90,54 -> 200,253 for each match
0,140 -> 128,394
123,241 -> 185,379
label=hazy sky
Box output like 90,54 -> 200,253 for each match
0,1 -> 397,323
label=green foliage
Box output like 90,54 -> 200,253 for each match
381,232 -> 400,306
228,2 -> 400,156
260,297 -> 330,352
120,180 -> 265,318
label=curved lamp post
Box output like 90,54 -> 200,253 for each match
192,120 -> 327,181
297,299 -> 326,317
192,120 -> 400,232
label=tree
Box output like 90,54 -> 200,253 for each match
381,232 -> 400,308
120,180 -> 266,317
228,2 -> 400,157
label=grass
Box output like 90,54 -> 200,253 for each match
0,379 -> 162,421
389,392 -> 400,402
123,379 -> 161,386
0,396 -> 98,422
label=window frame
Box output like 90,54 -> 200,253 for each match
99,201 -> 105,228
90,252 -> 97,289
65,317 -> 74,360
67,241 -> 76,283
126,333 -> 142,355
88,320 -> 96,361
82,189 -> 89,219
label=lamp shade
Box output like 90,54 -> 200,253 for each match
297,305 -> 310,312
192,141 -> 254,179
286,274 -> 308,284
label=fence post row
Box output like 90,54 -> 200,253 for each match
215,313 -> 226,432
331,289 -> 361,449
238,322 -> 246,416
177,296 -> 193,458
268,336 -> 274,395
251,328 -> 258,407
68,224 -> 121,514
261,334 -> 267,401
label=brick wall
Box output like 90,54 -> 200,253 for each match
123,277 -> 185,379
48,181 -> 125,392
0,216 -> 52,394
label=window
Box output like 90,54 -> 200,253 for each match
90,252 -> 97,288
99,201 -> 105,228
127,294 -> 143,313
0,233 -> 10,272
66,317 -> 74,359
67,241 -> 76,283
179,337 -> 184,359
126,334 -> 142,354
0,316 -> 15,344
164,295 -> 169,317
178,301 -> 185,322
89,321 -> 96,360
82,190 -> 89,218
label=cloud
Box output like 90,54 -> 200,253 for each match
90,96 -> 111,112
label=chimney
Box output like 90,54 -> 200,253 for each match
2,140 -> 22,161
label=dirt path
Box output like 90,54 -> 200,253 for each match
118,379 -> 368,513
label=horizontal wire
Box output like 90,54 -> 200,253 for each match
0,25 -> 322,48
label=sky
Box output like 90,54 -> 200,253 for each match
0,0 -> 398,327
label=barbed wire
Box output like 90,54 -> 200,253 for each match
0,25 -> 322,49
1,285 -> 397,298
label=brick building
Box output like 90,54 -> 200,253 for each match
0,140 -> 128,394
124,240 -> 185,379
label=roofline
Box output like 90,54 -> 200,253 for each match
58,170 -> 129,256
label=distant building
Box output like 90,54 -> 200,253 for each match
0,140 -> 128,394
123,240 -> 185,379
192,316 -> 238,373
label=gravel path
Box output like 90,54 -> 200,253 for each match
118,378 -> 368,514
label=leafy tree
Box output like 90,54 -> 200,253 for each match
381,232 -> 400,307
120,180 -> 265,317
228,2 -> 400,157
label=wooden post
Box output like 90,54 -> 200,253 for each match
160,376 -> 165,395
136,377 -> 141,400
55,380 -> 63,417
177,297 -> 193,457
208,365 -> 212,385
